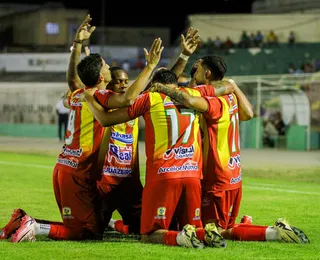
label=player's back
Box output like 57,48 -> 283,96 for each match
202,93 -> 241,191
128,91 -> 202,184
56,89 -> 104,175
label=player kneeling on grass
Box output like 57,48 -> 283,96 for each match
83,69 -> 226,248
150,55 -> 310,244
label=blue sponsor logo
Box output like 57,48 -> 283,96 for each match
110,132 -> 134,144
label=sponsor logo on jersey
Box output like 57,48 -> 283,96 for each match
230,173 -> 242,185
108,144 -> 132,165
228,154 -> 241,170
57,158 -> 78,168
103,166 -> 133,177
61,146 -> 83,157
163,145 -> 195,160
163,96 -> 174,106
155,207 -> 166,219
110,132 -> 134,144
62,207 -> 74,219
158,160 -> 198,174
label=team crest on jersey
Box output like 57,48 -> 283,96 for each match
155,207 -> 166,219
62,207 -> 74,219
193,208 -> 201,220
108,144 -> 132,165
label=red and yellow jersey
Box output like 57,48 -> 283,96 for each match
201,93 -> 242,191
126,89 -> 202,184
56,88 -> 107,176
95,90 -> 140,185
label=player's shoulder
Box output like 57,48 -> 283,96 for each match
95,89 -> 114,96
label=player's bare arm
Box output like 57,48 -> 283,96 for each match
107,38 -> 164,108
170,27 -> 201,77
150,83 -> 208,112
84,92 -> 131,126
62,90 -> 72,108
67,15 -> 96,92
226,79 -> 254,121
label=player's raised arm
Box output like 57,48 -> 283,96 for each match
149,83 -> 209,112
227,79 -> 254,121
83,91 -> 131,126
106,38 -> 164,109
170,27 -> 201,78
67,14 -> 96,92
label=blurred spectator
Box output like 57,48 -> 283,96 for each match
304,63 -> 314,73
255,31 -> 264,47
121,60 -> 130,72
267,31 -> 278,47
205,37 -> 214,50
273,112 -> 286,136
288,31 -> 295,46
135,58 -> 145,70
263,119 -> 278,147
239,31 -> 250,48
224,37 -> 234,50
249,33 -> 256,47
288,63 -> 295,74
56,93 -> 70,142
214,37 -> 222,49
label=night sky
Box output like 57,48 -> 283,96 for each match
11,0 -> 254,42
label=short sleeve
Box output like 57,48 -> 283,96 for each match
94,89 -> 115,109
127,93 -> 151,119
203,96 -> 223,122
194,85 -> 215,97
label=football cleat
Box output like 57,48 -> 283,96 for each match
177,224 -> 204,249
240,215 -> 253,224
274,218 -> 310,244
0,208 -> 26,239
11,215 -> 36,243
204,223 -> 226,248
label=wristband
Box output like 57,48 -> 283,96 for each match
73,40 -> 83,44
179,53 -> 190,61
228,79 -> 235,84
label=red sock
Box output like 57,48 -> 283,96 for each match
232,225 -> 268,241
122,225 -> 129,235
114,220 -> 124,233
49,224 -> 75,240
196,229 -> 206,241
163,231 -> 179,246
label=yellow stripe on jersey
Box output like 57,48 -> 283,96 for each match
149,93 -> 169,158
80,102 -> 94,152
217,97 -> 231,168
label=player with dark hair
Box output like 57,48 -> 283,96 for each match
1,15 -> 164,242
150,55 -> 309,244
83,68 -> 226,248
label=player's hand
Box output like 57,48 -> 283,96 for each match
144,38 -> 164,69
74,14 -> 96,43
181,27 -> 201,56
84,46 -> 91,56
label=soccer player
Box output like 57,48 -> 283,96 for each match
94,66 -> 143,235
83,69 -> 227,248
150,55 -> 310,244
1,15 -> 164,242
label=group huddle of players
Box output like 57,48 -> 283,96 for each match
1,15 -> 309,247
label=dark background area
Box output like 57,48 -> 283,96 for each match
9,0 -> 255,42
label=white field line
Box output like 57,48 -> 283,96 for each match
1,160 -> 319,195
